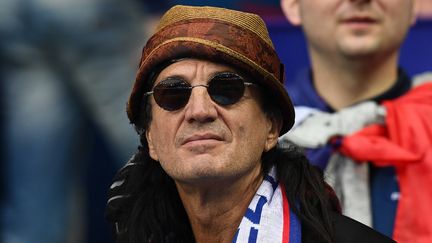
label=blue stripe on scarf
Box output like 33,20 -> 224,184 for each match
245,196 -> 268,224
264,174 -> 279,191
289,208 -> 302,243
248,227 -> 258,243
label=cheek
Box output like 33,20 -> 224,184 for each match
147,124 -> 163,161
382,9 -> 412,44
151,125 -> 172,150
147,114 -> 179,159
235,115 -> 268,151
238,124 -> 246,135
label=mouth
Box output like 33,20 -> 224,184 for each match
181,133 -> 224,146
342,16 -> 377,25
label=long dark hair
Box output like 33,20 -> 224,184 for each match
106,72 -> 339,243
106,143 -> 338,243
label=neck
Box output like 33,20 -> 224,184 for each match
309,50 -> 399,110
175,168 -> 263,243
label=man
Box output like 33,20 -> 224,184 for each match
280,0 -> 432,242
105,5 -> 394,243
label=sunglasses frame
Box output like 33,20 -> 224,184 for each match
144,72 -> 255,111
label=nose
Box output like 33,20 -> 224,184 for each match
184,86 -> 218,123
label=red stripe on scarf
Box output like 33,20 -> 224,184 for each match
281,184 -> 290,243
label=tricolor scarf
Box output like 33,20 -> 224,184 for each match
232,167 -> 301,243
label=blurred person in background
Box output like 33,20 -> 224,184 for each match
280,0 -> 432,242
0,0 -> 148,242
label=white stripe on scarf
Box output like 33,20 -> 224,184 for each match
233,167 -> 290,243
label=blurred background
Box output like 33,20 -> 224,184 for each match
1,0 -> 431,243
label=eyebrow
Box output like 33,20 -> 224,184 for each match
153,75 -> 186,87
156,70 -> 238,85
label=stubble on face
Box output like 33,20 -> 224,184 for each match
145,59 -> 274,186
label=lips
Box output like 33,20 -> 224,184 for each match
344,16 -> 376,23
181,133 -> 224,145
341,14 -> 378,24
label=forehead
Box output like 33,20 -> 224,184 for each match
154,59 -> 236,84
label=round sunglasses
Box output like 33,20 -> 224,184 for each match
144,72 -> 255,111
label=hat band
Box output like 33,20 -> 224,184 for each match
142,37 -> 279,84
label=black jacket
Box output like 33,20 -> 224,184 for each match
332,212 -> 396,243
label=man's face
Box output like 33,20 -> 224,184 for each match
282,0 -> 417,59
145,59 -> 280,185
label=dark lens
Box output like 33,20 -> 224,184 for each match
153,78 -> 191,111
208,72 -> 245,106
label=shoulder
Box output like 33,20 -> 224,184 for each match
330,212 -> 396,243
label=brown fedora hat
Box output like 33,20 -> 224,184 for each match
127,5 -> 295,134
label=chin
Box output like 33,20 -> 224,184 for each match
339,34 -> 381,50
340,43 -> 383,58
174,165 -> 244,185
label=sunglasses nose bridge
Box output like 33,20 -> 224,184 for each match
188,84 -> 212,105
184,84 -> 218,122
188,84 -> 212,102
190,84 -> 209,91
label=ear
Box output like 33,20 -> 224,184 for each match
281,0 -> 302,26
264,117 -> 283,152
146,129 -> 159,161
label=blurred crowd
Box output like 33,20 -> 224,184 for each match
0,0 -> 431,243
1,0 -> 145,242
